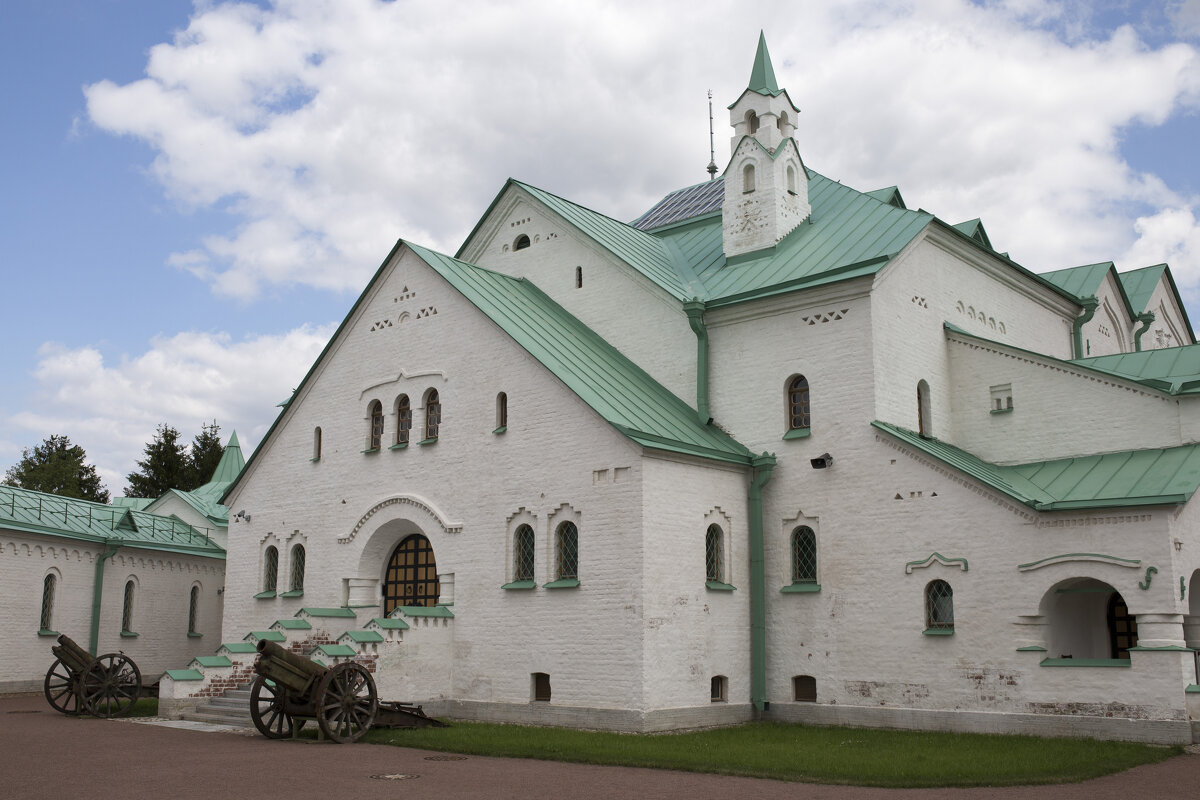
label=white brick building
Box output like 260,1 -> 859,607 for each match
210,34 -> 1200,742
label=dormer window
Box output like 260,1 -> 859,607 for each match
743,163 -> 756,193
514,234 -> 530,251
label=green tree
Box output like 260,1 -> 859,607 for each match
189,420 -> 224,487
124,424 -> 191,498
3,434 -> 110,502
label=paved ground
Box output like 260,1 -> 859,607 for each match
2,693 -> 1198,799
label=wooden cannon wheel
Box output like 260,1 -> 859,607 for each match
43,658 -> 84,715
249,675 -> 302,739
315,662 -> 377,743
82,653 -> 142,718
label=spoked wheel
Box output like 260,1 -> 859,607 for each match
43,658 -> 84,715
82,653 -> 141,718
316,662 -> 377,743
250,675 -> 298,739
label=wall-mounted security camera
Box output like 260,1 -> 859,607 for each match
810,453 -> 833,469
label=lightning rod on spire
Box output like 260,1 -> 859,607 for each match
706,89 -> 718,180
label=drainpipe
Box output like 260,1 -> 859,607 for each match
683,299 -> 710,423
1071,297 -> 1099,359
1133,311 -> 1155,352
747,452 -> 776,712
90,539 -> 122,655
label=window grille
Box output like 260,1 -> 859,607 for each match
788,375 -> 811,429
40,574 -> 56,631
925,579 -> 954,631
425,390 -> 441,439
706,524 -> 723,582
368,400 -> 384,449
264,546 -> 278,592
556,522 -> 578,580
396,395 -> 411,444
188,586 -> 199,634
514,525 -> 535,582
792,527 -> 817,583
122,580 -> 135,632
383,535 -> 440,614
514,234 -> 531,251
290,545 -> 306,592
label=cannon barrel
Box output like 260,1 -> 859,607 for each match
52,634 -> 93,673
254,639 -> 327,696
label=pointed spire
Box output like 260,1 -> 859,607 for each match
207,431 -> 245,485
747,31 -> 780,96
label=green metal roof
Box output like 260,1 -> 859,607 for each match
950,219 -> 991,250
368,617 -> 410,630
409,242 -> 755,466
747,31 -> 781,96
298,607 -> 356,618
1119,263 -> 1167,314
864,186 -> 906,209
0,484 -> 224,557
397,605 -> 454,618
111,497 -> 153,511
340,630 -> 384,643
192,656 -> 233,668
1039,262 -> 1113,300
1073,343 -> 1200,395
312,644 -> 356,657
874,421 -> 1200,510
218,642 -> 257,654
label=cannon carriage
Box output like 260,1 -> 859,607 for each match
250,638 -> 443,743
43,634 -> 147,718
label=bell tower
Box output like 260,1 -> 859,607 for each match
722,33 -> 809,260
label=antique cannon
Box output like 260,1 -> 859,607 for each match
43,634 -> 142,718
251,639 -> 378,743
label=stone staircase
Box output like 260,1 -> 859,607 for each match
180,685 -> 253,727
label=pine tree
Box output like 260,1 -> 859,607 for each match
124,424 -> 191,498
189,420 -> 224,487
3,434 -> 110,502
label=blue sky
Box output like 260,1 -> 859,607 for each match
2,0 -> 1200,493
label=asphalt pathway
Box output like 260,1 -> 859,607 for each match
2,693 -> 1198,799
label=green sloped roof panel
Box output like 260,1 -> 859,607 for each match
369,617 -> 410,630
298,607 -> 356,618
408,243 -> 754,465
1039,262 -> 1112,299
747,31 -> 781,95
874,421 -> 1200,510
1119,263 -> 1167,313
1074,342 -> 1200,394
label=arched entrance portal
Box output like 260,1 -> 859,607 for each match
384,534 -> 440,614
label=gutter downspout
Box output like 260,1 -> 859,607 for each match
1134,311 -> 1155,352
1071,297 -> 1099,359
748,452 -> 776,712
90,539 -> 122,655
683,299 -> 710,423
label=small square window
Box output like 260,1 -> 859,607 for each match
989,383 -> 1012,414
710,675 -> 727,702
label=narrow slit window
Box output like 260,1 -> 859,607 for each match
396,395 -> 412,445
367,400 -> 384,449
917,380 -> 932,438
188,586 -> 200,634
313,426 -> 322,460
425,389 -> 441,439
264,546 -> 278,593
743,163 -> 756,193
40,574 -> 56,631
514,525 -> 535,582
711,675 -> 727,702
122,580 -> 135,633
496,392 -> 507,431
290,544 -> 306,592
556,522 -> 578,580
575,266 -> 583,288
706,524 -> 723,583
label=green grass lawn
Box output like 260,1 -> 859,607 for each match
362,720 -> 1181,788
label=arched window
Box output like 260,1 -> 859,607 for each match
786,164 -> 797,194
424,389 -> 441,440
312,426 -> 322,460
188,586 -> 200,635
395,395 -> 412,445
263,546 -> 279,593
925,579 -> 954,632
514,234 -> 531,251
40,574 -> 56,632
367,400 -> 384,449
745,109 -> 759,134
289,544 -> 306,593
743,162 -> 756,193
917,380 -> 932,438
122,580 -> 135,633
711,675 -> 727,702
706,524 -> 724,583
778,110 -> 790,131
792,526 -> 817,583
1040,579 -> 1134,659
496,392 -> 507,431
556,522 -> 578,581
514,524 -> 535,582
787,375 -> 810,430
383,534 -> 440,614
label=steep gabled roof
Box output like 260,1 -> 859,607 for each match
1118,263 -> 1196,342
0,484 -> 224,557
874,421 -> 1200,510
1039,261 -> 1137,324
950,218 -> 991,250
1073,342 -> 1200,395
408,242 -> 754,466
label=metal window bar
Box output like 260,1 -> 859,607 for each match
426,391 -> 441,438
264,547 -> 278,592
556,523 -> 578,580
792,527 -> 817,582
706,525 -> 722,582
926,580 -> 954,630
290,545 -> 305,591
397,397 -> 412,444
122,581 -> 134,632
188,586 -> 199,634
40,574 -> 55,630
515,526 -> 535,581
788,377 -> 810,429
383,534 -> 440,614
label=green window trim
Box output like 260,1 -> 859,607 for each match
1039,657 -> 1131,667
417,436 -> 438,446
37,628 -> 59,637
502,580 -> 536,590
120,630 -> 139,638
1127,645 -> 1195,652
388,442 -> 408,450
1015,645 -> 1047,652
361,447 -> 381,455
187,632 -> 204,638
279,590 -> 304,598
782,427 -> 811,440
309,456 -> 321,462
989,407 -> 1013,415
1185,685 -> 1200,693
493,426 -> 507,435
544,578 -> 580,589
253,590 -> 277,599
922,628 -> 954,636
781,582 -> 821,593
706,580 -> 736,591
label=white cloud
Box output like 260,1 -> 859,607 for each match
5,325 -> 332,494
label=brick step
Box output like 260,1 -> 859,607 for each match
180,707 -> 251,727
